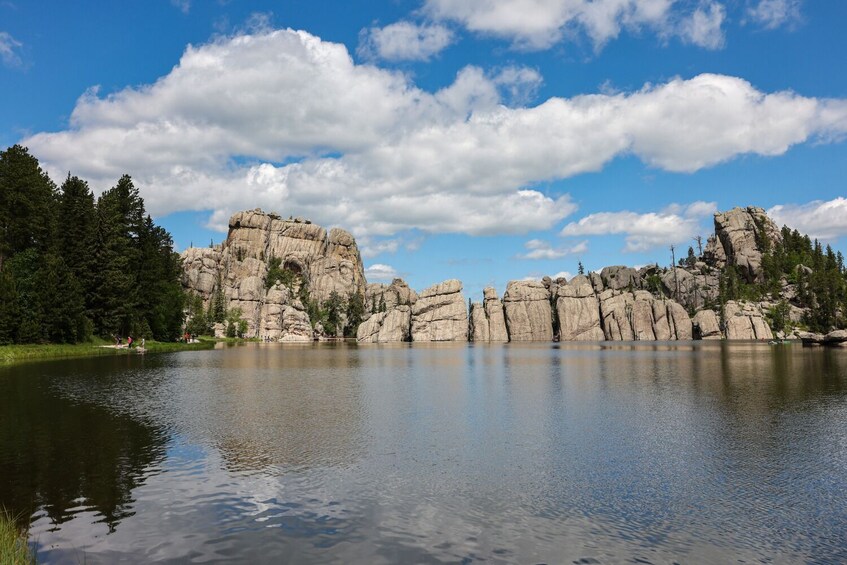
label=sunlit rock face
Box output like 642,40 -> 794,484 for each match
411,279 -> 468,342
182,209 -> 366,340
358,278 -> 417,343
711,206 -> 782,283
723,300 -> 774,341
503,281 -> 554,342
556,275 -> 604,341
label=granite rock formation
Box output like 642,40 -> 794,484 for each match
555,275 -> 604,341
503,281 -> 554,341
411,280 -> 468,342
723,301 -> 774,340
692,310 -> 722,340
182,209 -> 366,340
711,206 -> 781,283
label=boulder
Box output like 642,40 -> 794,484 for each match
556,275 -> 604,341
411,280 -> 468,342
600,266 -> 641,291
503,281 -> 553,341
692,310 -> 721,339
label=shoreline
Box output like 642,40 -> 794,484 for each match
0,339 -> 220,366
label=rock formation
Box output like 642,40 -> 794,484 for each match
723,301 -> 774,340
692,310 -> 722,340
555,275 -> 604,341
356,306 -> 412,343
469,302 -> 489,342
357,278 -> 417,343
182,209 -> 366,340
411,280 -> 468,342
598,290 -> 692,341
503,281 -> 553,341
711,206 -> 781,283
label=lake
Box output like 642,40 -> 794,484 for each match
1,342 -> 846,563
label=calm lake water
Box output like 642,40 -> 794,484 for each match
1,342 -> 847,564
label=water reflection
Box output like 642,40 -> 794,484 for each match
0,342 -> 845,563
0,356 -> 169,532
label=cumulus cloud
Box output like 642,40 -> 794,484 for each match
364,263 -> 399,281
560,201 -> 715,252
21,29 -> 847,239
746,0 -> 802,30
360,237 -> 401,258
678,1 -> 725,49
0,31 -> 22,67
518,238 -> 588,260
768,197 -> 847,240
358,21 -> 454,61
423,0 -> 734,52
424,0 -> 677,50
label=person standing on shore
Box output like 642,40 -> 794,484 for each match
128,336 -> 133,348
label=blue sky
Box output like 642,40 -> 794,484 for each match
2,0 -> 846,298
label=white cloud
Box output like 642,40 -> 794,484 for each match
360,237 -> 401,258
364,263 -> 399,281
21,29 -> 847,240
768,197 -> 847,240
678,1 -> 725,49
171,0 -> 190,14
423,0 -> 734,52
0,31 -> 22,67
492,66 -> 543,106
424,0 -> 676,50
560,201 -> 715,252
518,238 -> 588,260
746,0 -> 802,30
358,21 -> 454,61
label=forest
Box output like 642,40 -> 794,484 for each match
0,145 -> 185,344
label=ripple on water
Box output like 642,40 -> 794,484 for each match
2,342 -> 847,563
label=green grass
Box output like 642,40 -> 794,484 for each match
0,337 -> 215,365
0,510 -> 35,565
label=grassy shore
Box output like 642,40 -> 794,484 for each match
0,510 -> 35,565
0,337 -> 217,365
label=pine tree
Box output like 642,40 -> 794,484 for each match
59,174 -> 97,320
0,145 -> 57,269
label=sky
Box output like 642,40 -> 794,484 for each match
2,0 -> 846,298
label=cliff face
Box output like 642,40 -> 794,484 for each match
184,205 -> 824,343
182,209 -> 366,339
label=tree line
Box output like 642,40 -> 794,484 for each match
0,145 -> 185,344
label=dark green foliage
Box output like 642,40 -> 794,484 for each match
265,256 -> 298,290
323,291 -> 345,336
212,272 -> 226,323
0,148 -> 186,344
577,261 -> 584,276
0,145 -> 57,267
345,293 -> 365,337
185,293 -> 211,336
0,269 -> 20,344
768,300 -> 791,333
378,294 -> 386,313
225,307 -> 248,338
685,246 -> 696,268
645,274 -> 663,295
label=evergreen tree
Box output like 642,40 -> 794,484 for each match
0,145 -> 57,269
345,293 -> 365,337
0,269 -> 20,344
59,174 -> 98,320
